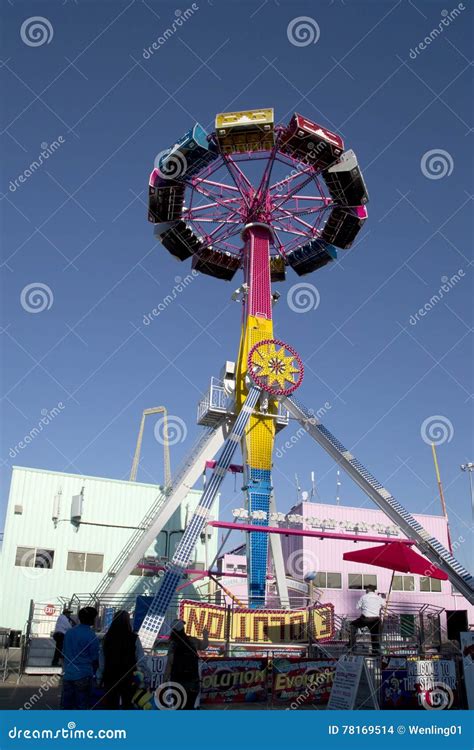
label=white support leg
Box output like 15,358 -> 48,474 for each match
284,395 -> 474,604
92,422 -> 231,598
268,493 -> 290,608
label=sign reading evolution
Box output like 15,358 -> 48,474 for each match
179,601 -> 334,644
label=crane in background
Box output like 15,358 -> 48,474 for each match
431,442 -> 453,553
130,406 -> 171,487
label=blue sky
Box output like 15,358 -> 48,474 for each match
1,0 -> 472,569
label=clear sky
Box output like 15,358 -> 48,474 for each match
1,0 -> 472,569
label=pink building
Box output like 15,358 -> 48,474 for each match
218,502 -> 473,641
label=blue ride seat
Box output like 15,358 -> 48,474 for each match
157,123 -> 218,181
286,239 -> 337,276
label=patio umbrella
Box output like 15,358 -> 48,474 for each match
343,541 -> 448,606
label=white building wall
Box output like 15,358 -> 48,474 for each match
0,466 -> 219,630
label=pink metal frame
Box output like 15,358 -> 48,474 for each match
181,128 -> 336,258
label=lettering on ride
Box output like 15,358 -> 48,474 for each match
179,601 -> 334,644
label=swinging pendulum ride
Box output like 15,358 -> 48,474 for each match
91,109 -> 474,650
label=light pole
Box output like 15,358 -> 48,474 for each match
460,463 -> 474,524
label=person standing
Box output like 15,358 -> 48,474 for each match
163,619 -> 209,709
97,610 -> 148,709
61,607 -> 99,710
51,607 -> 75,667
349,585 -> 384,655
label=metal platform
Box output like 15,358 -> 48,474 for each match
197,376 -> 289,431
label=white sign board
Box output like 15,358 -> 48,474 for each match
327,655 -> 378,710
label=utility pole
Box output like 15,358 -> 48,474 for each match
460,462 -> 474,525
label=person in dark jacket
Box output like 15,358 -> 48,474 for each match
61,607 -> 99,710
97,610 -> 147,709
163,619 -> 209,710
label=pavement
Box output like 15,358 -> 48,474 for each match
0,675 -> 319,710
0,674 -> 61,710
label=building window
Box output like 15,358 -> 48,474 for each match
67,551 -> 103,573
131,565 -> 155,577
392,575 -> 415,592
420,577 -> 442,593
348,573 -> 378,590
314,571 -> 342,589
15,546 -> 54,569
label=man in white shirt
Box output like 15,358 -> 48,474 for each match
52,607 -> 76,666
349,585 -> 385,654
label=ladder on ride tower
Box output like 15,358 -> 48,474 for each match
283,396 -> 474,605
137,387 -> 262,650
91,419 -> 232,600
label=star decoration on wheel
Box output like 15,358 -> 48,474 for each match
248,339 -> 304,396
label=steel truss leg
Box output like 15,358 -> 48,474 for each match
268,493 -> 290,608
93,422 -> 232,599
284,396 -> 474,604
138,387 -> 262,650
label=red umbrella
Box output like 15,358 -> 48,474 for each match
343,541 -> 448,606
343,541 -> 448,579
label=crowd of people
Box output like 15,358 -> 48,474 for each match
51,585 -> 389,710
53,606 -> 208,710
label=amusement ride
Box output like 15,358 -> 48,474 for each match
91,109 -> 474,651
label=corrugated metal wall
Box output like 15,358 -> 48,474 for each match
0,466 -> 219,630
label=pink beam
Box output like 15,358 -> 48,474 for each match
244,224 -> 273,320
208,520 -> 415,545
193,177 -> 240,193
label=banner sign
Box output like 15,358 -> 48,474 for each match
380,657 -> 412,709
200,658 -> 268,704
146,653 -> 168,690
179,601 -> 334,644
408,659 -> 457,710
460,632 -> 474,710
380,657 -> 458,710
272,658 -> 336,706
